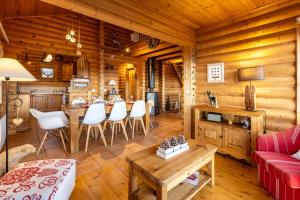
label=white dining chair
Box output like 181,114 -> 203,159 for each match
79,103 -> 107,152
30,109 -> 69,155
147,100 -> 154,128
103,101 -> 128,145
125,100 -> 147,139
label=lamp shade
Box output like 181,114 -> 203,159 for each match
238,66 -> 265,81
0,58 -> 36,81
107,79 -> 117,86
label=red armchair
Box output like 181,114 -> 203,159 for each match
253,126 -> 300,200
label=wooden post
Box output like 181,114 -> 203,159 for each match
183,47 -> 196,138
297,17 -> 300,124
99,21 -> 105,98
161,63 -> 166,112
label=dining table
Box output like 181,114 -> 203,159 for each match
61,102 -> 150,153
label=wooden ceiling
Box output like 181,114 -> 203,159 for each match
0,0 -> 68,18
115,0 -> 290,29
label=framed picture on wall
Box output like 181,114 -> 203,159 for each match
207,62 -> 224,83
40,67 -> 54,79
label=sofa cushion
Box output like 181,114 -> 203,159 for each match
255,151 -> 300,188
0,159 -> 76,200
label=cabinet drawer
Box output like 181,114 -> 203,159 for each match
198,121 -> 221,146
223,127 -> 250,156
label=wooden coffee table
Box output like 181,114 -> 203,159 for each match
126,139 -> 217,200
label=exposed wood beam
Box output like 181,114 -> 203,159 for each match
163,58 -> 183,64
199,0 -> 300,33
141,46 -> 182,59
156,52 -> 182,61
0,22 -> 9,43
41,0 -> 195,47
131,42 -> 175,57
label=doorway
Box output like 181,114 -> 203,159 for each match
124,64 -> 138,101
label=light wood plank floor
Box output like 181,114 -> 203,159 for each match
9,113 -> 274,200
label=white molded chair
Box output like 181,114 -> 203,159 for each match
30,109 -> 69,155
103,101 -> 128,145
79,103 -> 107,152
147,100 -> 154,128
125,100 -> 147,139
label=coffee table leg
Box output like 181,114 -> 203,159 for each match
157,185 -> 167,200
207,154 -> 215,186
128,164 -> 137,199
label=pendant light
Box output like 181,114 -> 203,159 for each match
66,27 -> 71,40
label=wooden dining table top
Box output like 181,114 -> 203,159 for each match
61,102 -> 135,113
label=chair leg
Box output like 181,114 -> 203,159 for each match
61,128 -> 69,143
150,120 -> 154,128
98,124 -> 107,146
121,120 -> 128,141
85,125 -> 92,152
128,118 -> 133,129
140,118 -> 147,136
125,117 -> 129,128
103,121 -> 108,131
37,131 -> 49,155
111,122 -> 115,146
132,118 -> 136,139
59,129 -> 67,152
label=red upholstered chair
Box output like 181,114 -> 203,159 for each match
253,126 -> 300,200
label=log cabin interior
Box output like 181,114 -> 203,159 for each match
0,0 -> 300,199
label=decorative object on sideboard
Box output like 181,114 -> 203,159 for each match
240,117 -> 250,129
206,90 -> 218,108
12,96 -> 24,127
207,62 -> 224,83
0,58 -> 36,173
157,134 -> 189,160
238,66 -> 265,111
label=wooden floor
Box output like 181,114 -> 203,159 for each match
9,113 -> 274,200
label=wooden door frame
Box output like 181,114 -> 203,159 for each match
125,66 -> 138,101
297,17 -> 300,124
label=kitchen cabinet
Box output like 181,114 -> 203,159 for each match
61,63 -> 74,81
31,94 -> 62,111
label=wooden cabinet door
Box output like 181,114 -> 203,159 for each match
76,58 -> 90,78
46,95 -> 62,111
61,64 -> 74,81
198,121 -> 222,146
31,95 -> 47,111
223,127 -> 251,156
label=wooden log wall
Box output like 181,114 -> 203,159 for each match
2,15 -> 100,93
195,4 -> 300,132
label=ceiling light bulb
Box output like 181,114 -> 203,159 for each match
125,47 -> 130,52
66,34 -> 71,40
70,29 -> 75,36
77,43 -> 82,48
70,37 -> 76,43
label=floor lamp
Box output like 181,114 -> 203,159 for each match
0,58 -> 36,173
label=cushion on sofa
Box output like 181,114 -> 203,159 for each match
0,159 -> 76,200
254,151 -> 300,188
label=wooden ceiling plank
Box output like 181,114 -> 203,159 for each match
198,0 -> 298,33
131,42 -> 175,57
41,0 -> 194,47
156,52 -> 182,61
140,46 -> 182,59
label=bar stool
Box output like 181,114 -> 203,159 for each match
103,101 -> 128,145
125,100 -> 147,139
79,103 -> 107,152
30,109 -> 69,155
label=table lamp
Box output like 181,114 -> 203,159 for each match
0,58 -> 36,173
107,80 -> 117,94
238,66 -> 264,111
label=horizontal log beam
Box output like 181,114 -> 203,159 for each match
41,0 -> 195,47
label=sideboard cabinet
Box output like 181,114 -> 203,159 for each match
194,105 -> 265,163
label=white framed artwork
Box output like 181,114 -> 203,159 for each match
207,62 -> 224,83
